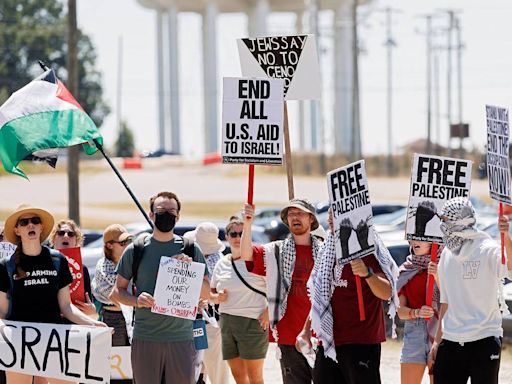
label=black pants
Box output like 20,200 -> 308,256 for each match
433,336 -> 502,384
313,344 -> 381,384
279,344 -> 314,384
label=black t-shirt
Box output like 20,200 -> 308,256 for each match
0,247 -> 73,324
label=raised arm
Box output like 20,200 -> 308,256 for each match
241,203 -> 255,261
499,215 -> 512,271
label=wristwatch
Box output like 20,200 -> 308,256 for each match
363,267 -> 374,279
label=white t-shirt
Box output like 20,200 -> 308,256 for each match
211,255 -> 267,319
438,234 -> 510,343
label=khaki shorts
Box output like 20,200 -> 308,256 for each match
220,313 -> 269,360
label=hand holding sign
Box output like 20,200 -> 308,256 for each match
137,292 -> 155,309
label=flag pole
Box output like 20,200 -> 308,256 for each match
93,139 -> 154,229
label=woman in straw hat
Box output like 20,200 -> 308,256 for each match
0,204 -> 106,384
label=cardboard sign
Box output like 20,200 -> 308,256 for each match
237,35 -> 321,100
110,346 -> 132,380
59,247 -> 86,304
486,105 -> 511,204
152,257 -> 205,320
0,320 -> 111,383
327,160 -> 375,265
222,77 -> 284,165
406,154 -> 472,242
0,242 -> 16,261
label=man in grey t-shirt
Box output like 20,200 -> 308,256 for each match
111,191 -> 210,384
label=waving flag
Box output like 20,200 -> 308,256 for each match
0,69 -> 103,178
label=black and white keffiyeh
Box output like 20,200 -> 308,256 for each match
265,234 -> 322,342
92,256 -> 117,304
309,229 -> 399,362
440,197 -> 478,252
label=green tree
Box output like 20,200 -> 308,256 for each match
0,0 -> 109,127
115,121 -> 135,158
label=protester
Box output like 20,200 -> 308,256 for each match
0,204 -> 106,384
92,224 -> 133,346
301,207 -> 398,384
184,222 -> 230,384
241,198 -> 323,384
49,219 -> 97,319
396,241 -> 439,384
430,197 -> 512,384
211,216 -> 268,384
110,191 -> 210,384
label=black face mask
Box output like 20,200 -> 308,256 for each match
154,211 -> 176,233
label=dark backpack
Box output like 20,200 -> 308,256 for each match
5,248 -> 62,317
130,234 -> 195,323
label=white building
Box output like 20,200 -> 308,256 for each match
137,0 -> 365,157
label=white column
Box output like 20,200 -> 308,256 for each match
248,0 -> 269,37
333,1 -> 353,155
156,9 -> 166,151
202,0 -> 218,154
296,11 -> 306,151
167,1 -> 181,154
307,0 -> 320,152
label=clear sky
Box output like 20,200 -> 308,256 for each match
76,0 -> 512,158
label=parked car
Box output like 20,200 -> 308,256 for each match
81,229 -> 103,247
503,282 -> 512,340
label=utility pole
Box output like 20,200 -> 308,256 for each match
67,0 -> 80,225
383,7 -> 398,175
425,15 -> 432,155
446,10 -> 454,156
455,15 -> 464,158
434,47 -> 441,155
351,0 -> 361,161
116,36 -> 123,138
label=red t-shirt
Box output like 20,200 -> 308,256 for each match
398,270 -> 427,310
248,244 -> 314,345
331,255 -> 386,345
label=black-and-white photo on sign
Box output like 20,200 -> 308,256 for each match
328,160 -> 375,265
486,105 -> 511,204
237,35 -> 321,100
406,154 -> 472,242
222,77 -> 284,165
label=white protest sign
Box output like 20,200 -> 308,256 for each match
222,77 -> 284,165
0,242 -> 16,261
406,154 -> 472,242
110,346 -> 132,380
328,160 -> 375,265
486,105 -> 511,204
0,320 -> 111,384
237,35 -> 321,100
152,257 -> 205,320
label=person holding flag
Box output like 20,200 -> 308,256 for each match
431,197 -> 512,384
241,199 -> 323,384
302,208 -> 398,384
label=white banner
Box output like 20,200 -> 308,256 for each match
327,160 -> 375,265
406,154 -> 472,242
110,346 -> 132,380
237,35 -> 321,100
486,105 -> 511,204
0,320 -> 111,384
222,77 -> 284,165
152,258 -> 205,320
0,242 -> 16,261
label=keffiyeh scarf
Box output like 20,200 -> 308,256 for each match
205,251 -> 222,277
91,256 -> 117,304
265,234 -> 322,342
309,230 -> 399,362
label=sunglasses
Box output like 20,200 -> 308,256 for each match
17,217 -> 42,227
56,230 -> 76,237
228,231 -> 243,238
110,238 -> 132,246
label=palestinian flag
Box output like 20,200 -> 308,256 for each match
0,69 -> 103,179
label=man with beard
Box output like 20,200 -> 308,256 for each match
430,197 -> 512,384
111,191 -> 210,384
241,198 -> 323,384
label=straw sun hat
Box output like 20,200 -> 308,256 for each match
3,204 -> 55,244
